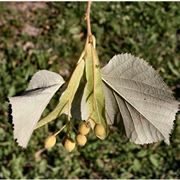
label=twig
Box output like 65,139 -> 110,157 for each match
86,1 -> 92,38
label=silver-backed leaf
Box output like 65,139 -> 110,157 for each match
102,54 -> 179,144
9,70 -> 65,148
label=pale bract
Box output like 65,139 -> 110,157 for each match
80,42 -> 107,134
101,54 -> 179,144
36,59 -> 85,129
9,70 -> 65,148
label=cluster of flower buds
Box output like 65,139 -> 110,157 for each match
44,121 -> 106,152
76,121 -> 90,146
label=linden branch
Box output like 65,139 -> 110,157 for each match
86,1 -> 92,41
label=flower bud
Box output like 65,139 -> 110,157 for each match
44,135 -> 56,149
78,121 -> 90,135
94,124 -> 106,140
76,134 -> 87,146
63,138 -> 76,152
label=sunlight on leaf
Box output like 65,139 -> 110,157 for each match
9,70 -> 65,147
101,54 -> 179,144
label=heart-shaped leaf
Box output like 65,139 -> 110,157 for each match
101,54 -> 179,144
9,70 -> 65,147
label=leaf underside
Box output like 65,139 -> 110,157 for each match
9,70 -> 65,147
101,54 -> 179,144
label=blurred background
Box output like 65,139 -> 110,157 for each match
0,2 -> 180,178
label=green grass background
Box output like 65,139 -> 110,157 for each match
0,2 -> 180,179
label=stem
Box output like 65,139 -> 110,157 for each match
86,1 -> 92,38
54,124 -> 66,136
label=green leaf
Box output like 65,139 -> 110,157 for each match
149,154 -> 159,167
167,61 -> 180,77
36,58 -> 85,129
81,38 -> 107,135
131,159 -> 141,172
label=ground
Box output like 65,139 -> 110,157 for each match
0,2 -> 180,179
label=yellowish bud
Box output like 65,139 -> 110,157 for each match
78,121 -> 90,135
94,124 -> 106,140
63,138 -> 76,152
76,134 -> 87,146
44,135 -> 56,149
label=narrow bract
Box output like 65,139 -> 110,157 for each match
81,38 -> 107,135
36,59 -> 85,129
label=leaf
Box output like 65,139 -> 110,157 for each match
101,53 -> 179,144
36,59 -> 85,129
81,40 -> 107,133
9,70 -> 65,147
149,154 -> 159,167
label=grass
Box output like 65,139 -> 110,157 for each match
0,2 -> 180,179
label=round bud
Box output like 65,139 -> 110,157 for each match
94,124 -> 106,140
78,122 -> 90,135
63,138 -> 76,152
44,135 -> 56,149
76,134 -> 87,146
